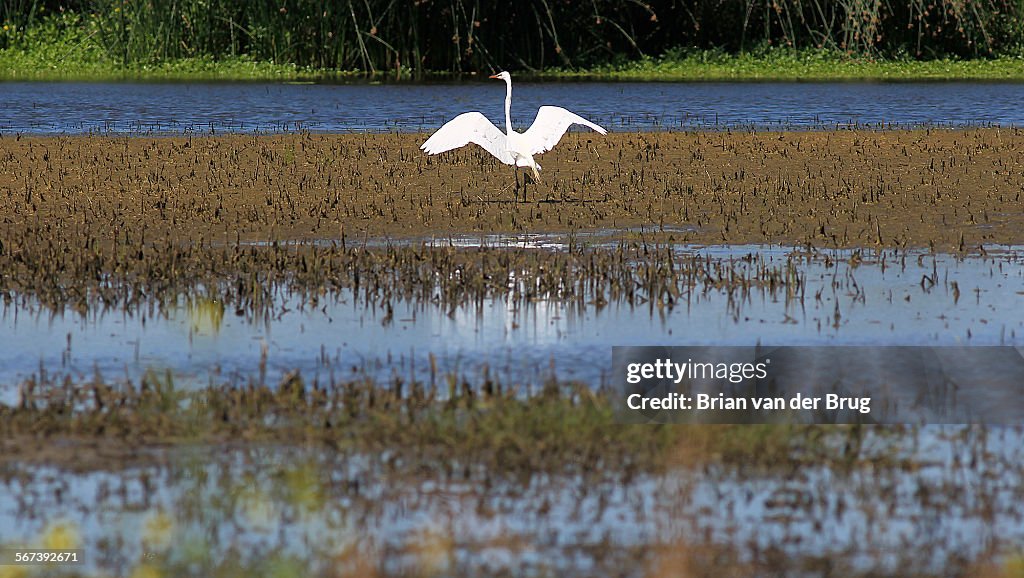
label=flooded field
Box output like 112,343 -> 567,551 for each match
1,243 -> 1023,402
2,127 -> 1024,576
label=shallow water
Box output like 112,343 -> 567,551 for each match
1,243 -> 1022,404
3,241 -> 1024,575
3,81 -> 1024,134
1,426 -> 1022,576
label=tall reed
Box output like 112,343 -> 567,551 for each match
2,1 -> 1022,72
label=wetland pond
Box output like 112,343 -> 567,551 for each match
3,81 -> 1024,577
4,239 -> 1024,576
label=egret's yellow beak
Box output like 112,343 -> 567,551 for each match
488,74 -> 500,79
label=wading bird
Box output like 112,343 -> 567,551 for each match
420,71 -> 607,201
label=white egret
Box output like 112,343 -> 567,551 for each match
420,71 -> 606,200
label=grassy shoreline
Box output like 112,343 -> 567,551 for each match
4,48 -> 1024,82
549,51 -> 1024,82
0,52 -> 337,82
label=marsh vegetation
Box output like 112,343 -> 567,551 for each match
3,1 -> 1024,79
2,127 -> 1024,576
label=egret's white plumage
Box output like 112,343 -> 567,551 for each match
420,71 -> 606,185
422,111 -> 515,165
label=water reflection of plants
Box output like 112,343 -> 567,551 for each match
3,425 -> 1024,576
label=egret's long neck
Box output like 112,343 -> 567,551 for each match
503,78 -> 513,136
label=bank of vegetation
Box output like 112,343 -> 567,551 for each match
1,1 -> 1024,79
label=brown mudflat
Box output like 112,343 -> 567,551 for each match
1,128 -> 1022,251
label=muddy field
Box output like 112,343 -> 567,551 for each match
3,129 -> 1024,577
1,128 -> 1023,250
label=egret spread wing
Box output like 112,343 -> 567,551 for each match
420,112 -> 514,165
522,106 -> 607,156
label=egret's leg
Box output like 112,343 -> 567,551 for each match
527,165 -> 541,203
513,168 -> 521,203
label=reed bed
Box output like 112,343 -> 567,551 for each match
2,1 -> 1022,74
0,234 -> 814,319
